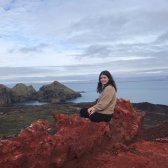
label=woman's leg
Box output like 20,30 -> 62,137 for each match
89,112 -> 112,122
80,108 -> 90,118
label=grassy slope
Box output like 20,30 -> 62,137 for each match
0,103 -> 79,137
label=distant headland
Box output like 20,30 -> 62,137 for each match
0,81 -> 81,106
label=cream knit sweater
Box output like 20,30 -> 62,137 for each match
93,85 -> 117,115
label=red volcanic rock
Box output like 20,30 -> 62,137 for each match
54,99 -> 144,145
107,98 -> 144,144
0,120 -> 53,168
0,116 -> 108,168
0,98 -> 167,168
71,140 -> 168,168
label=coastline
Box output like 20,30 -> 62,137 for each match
2,79 -> 168,105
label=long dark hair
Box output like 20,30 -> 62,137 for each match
97,70 -> 117,93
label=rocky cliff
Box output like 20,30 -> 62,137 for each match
0,84 -> 12,106
0,81 -> 81,106
11,83 -> 36,102
37,81 -> 81,103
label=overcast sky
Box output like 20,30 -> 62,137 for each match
0,0 -> 168,83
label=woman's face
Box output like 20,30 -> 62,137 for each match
100,74 -> 109,85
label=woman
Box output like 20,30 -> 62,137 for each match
80,70 -> 117,122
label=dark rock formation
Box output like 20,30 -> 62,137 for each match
0,81 -> 81,106
143,121 -> 168,140
11,83 -> 36,102
132,102 -> 168,128
0,84 -> 12,106
37,81 -> 81,103
0,99 -> 148,168
132,102 -> 168,114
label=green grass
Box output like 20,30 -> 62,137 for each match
0,103 -> 79,137
0,109 -> 54,137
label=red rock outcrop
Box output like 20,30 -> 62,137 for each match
108,98 -> 144,143
0,99 -> 168,168
72,140 -> 168,168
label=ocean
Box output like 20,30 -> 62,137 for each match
7,80 -> 168,105
65,80 -> 168,105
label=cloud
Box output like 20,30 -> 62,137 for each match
0,0 -> 167,80
79,45 -> 111,58
19,43 -> 48,53
3,0 -> 16,11
155,31 -> 168,43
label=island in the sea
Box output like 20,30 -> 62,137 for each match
0,81 -> 81,106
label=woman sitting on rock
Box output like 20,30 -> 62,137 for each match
80,70 -> 117,122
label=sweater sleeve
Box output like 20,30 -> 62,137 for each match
93,86 -> 115,111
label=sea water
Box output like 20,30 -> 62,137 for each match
6,80 -> 168,105
65,80 -> 168,105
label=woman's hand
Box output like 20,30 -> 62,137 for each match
88,107 -> 95,116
